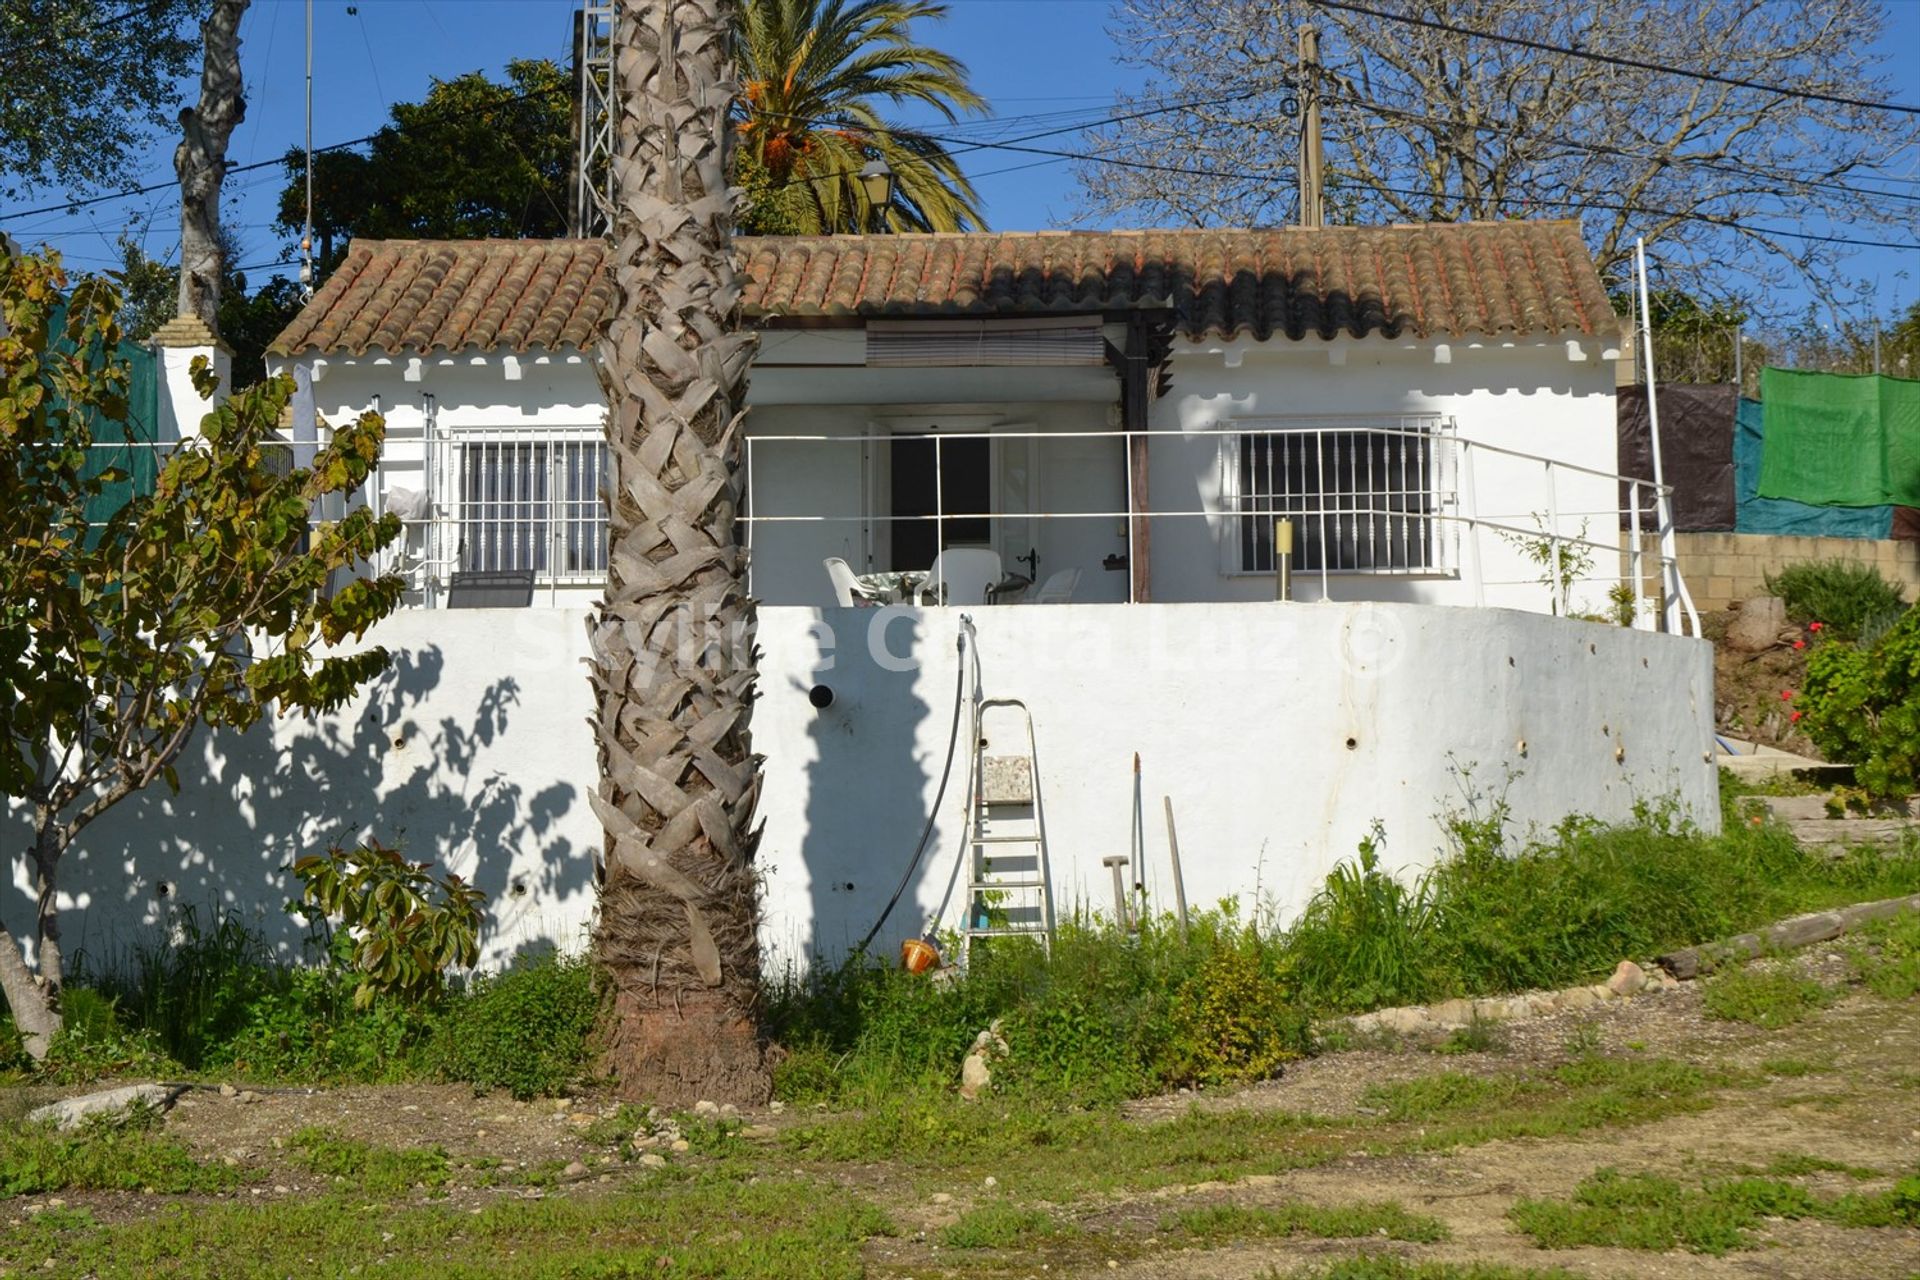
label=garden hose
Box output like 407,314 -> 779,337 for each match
855,624 -> 972,955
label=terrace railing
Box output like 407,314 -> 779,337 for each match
741,422 -> 1699,634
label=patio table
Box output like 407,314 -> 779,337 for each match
852,570 -> 931,604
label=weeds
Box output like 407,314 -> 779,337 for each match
285,1127 -> 451,1196
938,1203 -> 1071,1248
0,1172 -> 896,1279
769,905 -> 1307,1108
1702,966 -> 1838,1028
1431,1017 -> 1506,1056
1274,1262 -> 1582,1280
429,951 -> 601,1099
0,1109 -> 239,1196
1848,911 -> 1920,999
1511,1165 -> 1920,1255
1288,822 -> 1443,1010
79,905 -> 290,1069
1164,1200 -> 1448,1244
1757,1153 -> 1881,1180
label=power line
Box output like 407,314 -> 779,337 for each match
908,130 -> 1920,253
1,80 -> 574,224
1308,0 -> 1920,119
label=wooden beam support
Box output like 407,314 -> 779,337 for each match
1123,315 -> 1152,604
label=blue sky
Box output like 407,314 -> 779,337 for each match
3,0 -> 1919,320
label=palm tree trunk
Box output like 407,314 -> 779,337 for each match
591,0 -> 772,1106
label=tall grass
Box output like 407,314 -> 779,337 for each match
770,777 -> 1920,1105
32,905 -> 600,1096
767,906 -> 1307,1107
79,905 -> 294,1069
21,775 -> 1920,1105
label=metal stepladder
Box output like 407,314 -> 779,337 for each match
959,696 -> 1057,966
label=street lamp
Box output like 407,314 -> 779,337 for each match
858,158 -> 895,233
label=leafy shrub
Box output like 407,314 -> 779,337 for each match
1160,931 -> 1306,1085
430,950 -> 601,1099
294,839 -> 486,1008
1763,560 -> 1906,642
1800,607 -> 1920,798
215,965 -> 429,1083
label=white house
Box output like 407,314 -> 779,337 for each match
28,225 -> 1716,973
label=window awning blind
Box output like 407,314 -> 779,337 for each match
864,318 -> 1107,368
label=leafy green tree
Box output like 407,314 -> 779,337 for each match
0,0 -> 201,200
274,6 -> 989,252
735,0 -> 987,233
275,59 -> 574,264
0,249 -> 405,1060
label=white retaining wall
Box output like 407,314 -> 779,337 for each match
12,603 -> 1715,974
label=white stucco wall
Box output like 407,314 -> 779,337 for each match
11,609 -> 604,971
17,603 -> 1715,976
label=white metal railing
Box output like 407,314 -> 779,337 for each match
101,417 -> 1688,631
367,409 -> 609,607
740,423 -> 1700,634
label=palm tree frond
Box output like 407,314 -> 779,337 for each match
734,0 -> 988,234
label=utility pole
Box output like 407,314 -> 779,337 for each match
1298,26 -> 1323,229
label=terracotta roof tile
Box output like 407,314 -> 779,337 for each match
269,238 -> 616,357
269,222 -> 1615,357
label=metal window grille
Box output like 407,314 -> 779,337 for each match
459,438 -> 608,578
1234,418 -> 1451,574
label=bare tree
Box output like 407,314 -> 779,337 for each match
1080,0 -> 1920,305
174,0 -> 249,330
591,0 -> 773,1105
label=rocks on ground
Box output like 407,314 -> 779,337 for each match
27,1084 -> 176,1131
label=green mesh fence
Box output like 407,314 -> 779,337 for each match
1755,367 -> 1920,508
1736,396 -> 1893,538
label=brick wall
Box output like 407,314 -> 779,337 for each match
1651,532 -> 1920,611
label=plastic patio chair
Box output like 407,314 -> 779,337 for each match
913,547 -> 1002,606
823,557 -> 878,607
1032,567 -> 1081,603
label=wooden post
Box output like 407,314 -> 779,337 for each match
1163,796 -> 1190,941
1124,315 -> 1152,603
1103,855 -> 1132,932
1298,26 -> 1323,229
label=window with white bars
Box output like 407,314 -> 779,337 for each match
459,438 -> 608,578
1229,418 -> 1451,574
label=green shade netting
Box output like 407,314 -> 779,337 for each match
1735,398 -> 1892,538
79,339 -> 162,526
1756,367 -> 1920,508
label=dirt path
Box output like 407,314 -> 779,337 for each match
6,965 -> 1920,1278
